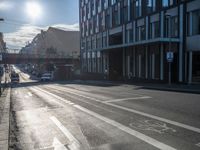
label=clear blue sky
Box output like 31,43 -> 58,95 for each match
0,0 -> 79,49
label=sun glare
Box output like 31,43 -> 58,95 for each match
26,2 -> 42,20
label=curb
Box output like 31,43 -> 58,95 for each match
75,80 -> 200,94
143,86 -> 200,94
0,88 -> 11,150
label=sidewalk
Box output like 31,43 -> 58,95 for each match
76,80 -> 200,94
133,83 -> 200,94
0,88 -> 11,150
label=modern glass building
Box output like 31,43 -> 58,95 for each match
79,0 -> 200,83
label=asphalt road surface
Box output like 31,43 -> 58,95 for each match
9,66 -> 200,150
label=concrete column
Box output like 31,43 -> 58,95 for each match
127,55 -> 130,79
138,55 -> 141,78
160,44 -> 164,80
123,48 -> 126,77
133,47 -> 136,77
133,21 -> 136,42
152,54 -> 155,79
160,11 -> 164,38
128,0 -> 130,21
188,51 -> 193,84
146,17 -> 149,40
189,12 -> 193,36
145,46 -> 148,79
123,25 -> 126,44
179,4 -> 183,82
107,30 -> 109,47
118,2 -> 120,25
110,7 -> 112,28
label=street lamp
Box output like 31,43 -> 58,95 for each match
165,14 -> 172,85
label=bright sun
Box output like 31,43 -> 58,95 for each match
26,2 -> 42,20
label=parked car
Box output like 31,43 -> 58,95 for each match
11,73 -> 20,83
40,73 -> 53,81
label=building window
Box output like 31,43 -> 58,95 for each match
112,3 -> 120,26
150,21 -> 160,39
171,16 -> 178,37
97,36 -> 102,48
162,0 -> 169,8
136,25 -> 146,41
165,16 -> 178,38
192,9 -> 200,35
103,35 -> 107,47
146,0 -> 156,14
125,28 -> 133,43
111,0 -> 116,5
130,0 -> 134,20
122,0 -> 128,23
162,0 -> 174,8
135,0 -> 142,18
87,38 -> 91,50
105,9 -> 110,29
92,37 -> 96,49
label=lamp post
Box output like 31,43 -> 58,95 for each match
165,14 -> 172,85
0,18 -> 4,95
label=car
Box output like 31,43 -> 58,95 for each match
40,73 -> 53,81
11,73 -> 20,83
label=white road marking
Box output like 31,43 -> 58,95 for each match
35,87 -> 176,150
31,87 -> 72,105
129,120 -> 176,134
28,92 -> 32,97
104,96 -> 152,103
46,86 -> 200,134
196,143 -> 200,147
52,137 -> 68,150
74,105 -> 176,150
50,116 -> 80,150
40,137 -> 68,150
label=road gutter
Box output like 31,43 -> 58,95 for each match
0,88 -> 11,150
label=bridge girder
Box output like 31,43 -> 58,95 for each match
0,53 -> 79,64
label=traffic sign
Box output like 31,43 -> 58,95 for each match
166,52 -> 173,62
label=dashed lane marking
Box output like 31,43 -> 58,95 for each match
104,96 -> 152,103
50,116 -> 80,150
43,86 -> 200,134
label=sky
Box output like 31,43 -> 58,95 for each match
0,0 -> 79,50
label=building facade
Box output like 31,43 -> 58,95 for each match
0,32 -> 6,53
79,0 -> 200,83
20,27 -> 80,59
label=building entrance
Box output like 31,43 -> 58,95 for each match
108,49 -> 123,80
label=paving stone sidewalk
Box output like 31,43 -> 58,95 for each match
0,88 -> 11,150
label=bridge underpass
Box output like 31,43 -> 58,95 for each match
0,53 -> 79,65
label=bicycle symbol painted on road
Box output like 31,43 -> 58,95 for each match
129,119 -> 176,134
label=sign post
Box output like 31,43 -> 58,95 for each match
166,52 -> 173,85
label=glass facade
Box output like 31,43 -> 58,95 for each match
192,9 -> 200,35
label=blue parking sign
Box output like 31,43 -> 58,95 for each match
166,52 -> 174,62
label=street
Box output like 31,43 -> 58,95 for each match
9,67 -> 200,150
